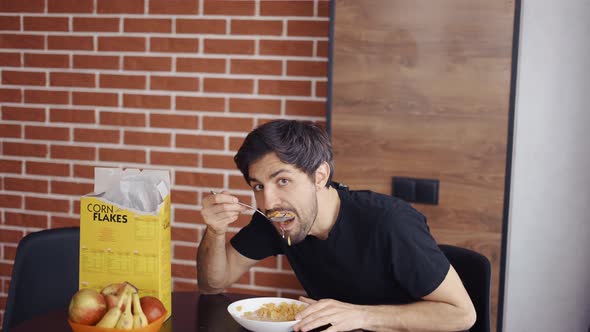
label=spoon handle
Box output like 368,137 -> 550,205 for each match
209,191 -> 267,218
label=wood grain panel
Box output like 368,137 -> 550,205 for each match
331,1 -> 515,330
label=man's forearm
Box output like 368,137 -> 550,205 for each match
196,227 -> 230,293
363,300 -> 475,332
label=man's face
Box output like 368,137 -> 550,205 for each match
248,153 -> 318,245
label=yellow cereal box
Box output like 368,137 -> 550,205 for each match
79,167 -> 171,318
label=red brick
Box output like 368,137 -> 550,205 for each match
100,111 -> 146,127
0,16 -> 20,30
25,125 -> 69,141
51,180 -> 93,195
202,154 -> 234,170
288,20 -> 329,37
172,226 -> 200,242
23,16 -> 68,31
259,80 -> 311,96
124,18 -> 171,33
229,98 -> 280,115
287,60 -> 328,77
26,161 -> 69,177
176,19 -> 225,34
74,128 -> 120,143
229,137 -> 244,151
100,74 -> 145,89
286,100 -> 326,117
4,212 -> 47,228
226,287 -> 277,297
0,52 -> 20,66
203,78 -> 253,94
2,142 -> 46,157
2,106 -> 45,122
124,56 -> 171,71
0,159 -> 22,173
99,148 -> 146,163
202,116 -> 254,132
50,72 -> 95,87
0,34 -> 44,49
231,59 -> 282,76
173,280 -> 198,291
0,228 -> 24,243
73,17 -> 120,32
231,20 -> 282,36
98,0 -> 144,13
174,244 -> 197,261
73,164 -> 95,178
203,0 -> 255,15
150,114 -> 199,130
24,89 -> 69,104
175,134 -> 224,150
318,0 -> 330,17
50,108 -> 95,124
172,263 -> 196,279
229,174 -> 250,190
151,76 -> 199,92
124,131 -> 171,147
48,0 -> 93,13
26,196 -> 69,212
73,92 -> 117,107
0,0 -> 44,13
0,124 -> 20,138
317,40 -> 329,57
316,81 -> 327,97
175,96 -> 224,112
48,35 -> 93,50
174,209 -> 203,224
176,58 -> 225,73
175,171 -> 223,187
204,39 -> 255,55
4,177 -> 48,193
0,88 -> 21,102
150,37 -> 199,53
25,53 -> 69,68
150,151 -> 198,167
98,36 -> 145,52
51,145 -> 95,160
0,194 -> 21,208
74,55 -> 119,70
52,216 -> 80,228
260,40 -> 313,56
260,1 -> 313,16
2,70 -> 46,86
149,0 -> 198,14
170,189 -> 198,205
123,94 -> 170,109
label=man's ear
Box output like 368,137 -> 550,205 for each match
314,161 -> 330,189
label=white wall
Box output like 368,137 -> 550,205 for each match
503,0 -> 590,331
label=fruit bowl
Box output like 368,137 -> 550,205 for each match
68,312 -> 167,332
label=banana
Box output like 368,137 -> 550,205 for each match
96,291 -> 127,328
132,293 -> 149,328
115,291 -> 134,330
100,283 -> 123,296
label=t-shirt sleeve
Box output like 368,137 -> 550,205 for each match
385,206 -> 450,299
230,213 -> 282,260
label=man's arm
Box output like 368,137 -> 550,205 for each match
293,265 -> 476,332
196,191 -> 257,294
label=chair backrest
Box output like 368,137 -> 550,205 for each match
2,227 -> 80,332
439,244 -> 492,332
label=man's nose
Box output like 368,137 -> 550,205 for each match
262,187 -> 281,211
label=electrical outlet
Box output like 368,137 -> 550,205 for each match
392,177 -> 439,205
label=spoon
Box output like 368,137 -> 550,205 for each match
209,191 -> 290,223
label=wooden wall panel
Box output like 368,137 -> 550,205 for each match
331,1 -> 515,330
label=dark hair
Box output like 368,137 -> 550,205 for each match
234,120 -> 334,187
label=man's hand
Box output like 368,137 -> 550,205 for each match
293,297 -> 368,332
201,191 -> 246,235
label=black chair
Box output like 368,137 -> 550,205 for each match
439,244 -> 492,332
2,227 -> 80,332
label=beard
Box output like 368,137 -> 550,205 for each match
282,190 -> 319,245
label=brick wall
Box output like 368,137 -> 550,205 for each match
0,0 -> 330,326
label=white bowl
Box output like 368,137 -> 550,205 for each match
227,297 -> 307,332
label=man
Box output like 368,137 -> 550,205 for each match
197,120 -> 476,332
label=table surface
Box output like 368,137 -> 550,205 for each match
10,292 -> 255,332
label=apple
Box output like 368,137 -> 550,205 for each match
140,296 -> 166,323
68,288 -> 107,325
100,283 -> 123,296
104,294 -> 119,309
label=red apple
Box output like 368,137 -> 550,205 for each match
68,288 -> 107,325
139,296 -> 166,323
104,294 -> 119,309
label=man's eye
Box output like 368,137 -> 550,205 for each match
278,178 -> 289,186
253,184 -> 263,191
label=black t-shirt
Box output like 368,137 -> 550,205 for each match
230,186 -> 450,305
